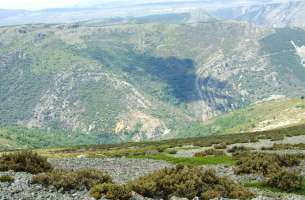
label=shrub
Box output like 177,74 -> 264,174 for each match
0,175 -> 14,183
266,170 -> 304,192
214,143 -> 227,149
277,154 -> 301,167
234,153 -> 301,176
260,146 -> 274,151
0,151 -> 52,174
90,183 -> 132,200
32,169 -> 112,191
271,143 -> 305,150
130,165 -> 253,200
227,146 -> 252,155
166,149 -> 177,154
201,189 -> 221,199
194,149 -> 225,157
235,153 -> 281,176
269,135 -> 285,141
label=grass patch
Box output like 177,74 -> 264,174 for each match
129,154 -> 235,166
244,181 -> 305,196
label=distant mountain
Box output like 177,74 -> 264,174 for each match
214,0 -> 305,27
1,0 -> 305,27
0,2 -> 209,26
75,0 -> 280,9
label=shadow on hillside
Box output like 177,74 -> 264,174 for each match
85,43 -> 235,108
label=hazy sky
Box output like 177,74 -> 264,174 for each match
0,0 -> 81,10
0,0 -> 297,10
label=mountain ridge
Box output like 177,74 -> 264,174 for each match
2,0 -> 305,27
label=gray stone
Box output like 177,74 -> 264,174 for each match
48,157 -> 173,183
170,196 -> 188,200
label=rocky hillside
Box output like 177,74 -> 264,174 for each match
1,19 -> 305,143
214,0 -> 305,27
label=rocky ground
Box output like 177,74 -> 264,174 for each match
227,135 -> 305,152
1,158 -> 172,200
48,157 -> 173,183
0,171 -> 193,200
1,158 -> 305,200
173,135 -> 305,158
173,146 -> 211,158
0,171 -> 94,200
2,135 -> 305,200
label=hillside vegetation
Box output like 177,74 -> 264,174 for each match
1,20 -> 305,145
178,98 -> 305,138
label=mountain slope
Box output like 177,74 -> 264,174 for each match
214,1 -> 305,27
2,97 -> 305,149
1,21 -> 305,142
210,99 -> 305,133
178,98 -> 305,138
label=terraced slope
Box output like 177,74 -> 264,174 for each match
1,21 -> 305,143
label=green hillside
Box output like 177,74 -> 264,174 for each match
178,98 -> 305,138
2,98 -> 305,149
0,20 -> 305,144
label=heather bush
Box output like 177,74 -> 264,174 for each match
266,170 -> 304,192
90,183 -> 132,200
194,149 -> 225,157
0,151 -> 52,174
166,149 -> 177,154
234,152 -> 301,176
227,146 -> 253,155
130,165 -> 253,200
277,154 -> 301,167
32,169 -> 112,191
214,143 -> 227,149
0,175 -> 14,183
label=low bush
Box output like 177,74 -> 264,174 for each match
266,170 -> 304,192
166,149 -> 177,154
235,153 -> 279,176
32,169 -> 112,191
0,151 -> 53,174
130,165 -> 253,200
0,175 -> 14,183
273,143 -> 305,150
277,154 -> 301,167
260,146 -> 274,151
269,135 -> 285,141
214,143 -> 227,149
194,149 -> 225,157
234,153 -> 301,176
227,146 -> 252,155
90,183 -> 132,200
